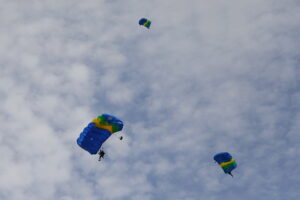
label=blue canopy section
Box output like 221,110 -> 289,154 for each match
213,152 -> 232,164
139,18 -> 147,25
77,123 -> 111,154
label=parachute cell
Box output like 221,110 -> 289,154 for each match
214,152 -> 237,176
77,114 -> 123,155
139,18 -> 151,29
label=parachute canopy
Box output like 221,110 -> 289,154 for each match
139,18 -> 151,29
77,114 -> 123,154
214,152 -> 237,175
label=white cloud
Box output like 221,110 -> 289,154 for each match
0,0 -> 299,199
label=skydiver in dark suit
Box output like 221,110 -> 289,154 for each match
98,149 -> 105,161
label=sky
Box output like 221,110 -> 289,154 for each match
0,0 -> 299,199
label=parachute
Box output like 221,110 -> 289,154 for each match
139,18 -> 151,29
214,152 -> 237,176
77,114 -> 123,155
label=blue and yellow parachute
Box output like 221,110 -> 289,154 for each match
77,114 -> 123,154
139,18 -> 151,29
214,152 -> 237,176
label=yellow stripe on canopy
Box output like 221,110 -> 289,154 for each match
220,158 -> 235,167
92,118 -> 113,133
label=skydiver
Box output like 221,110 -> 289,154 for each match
119,136 -> 123,140
98,149 -> 106,161
228,172 -> 233,177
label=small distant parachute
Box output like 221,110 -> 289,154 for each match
139,18 -> 151,29
77,114 -> 123,155
214,152 -> 237,177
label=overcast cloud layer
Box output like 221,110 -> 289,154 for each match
0,0 -> 299,200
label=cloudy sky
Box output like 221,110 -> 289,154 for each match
0,0 -> 299,199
